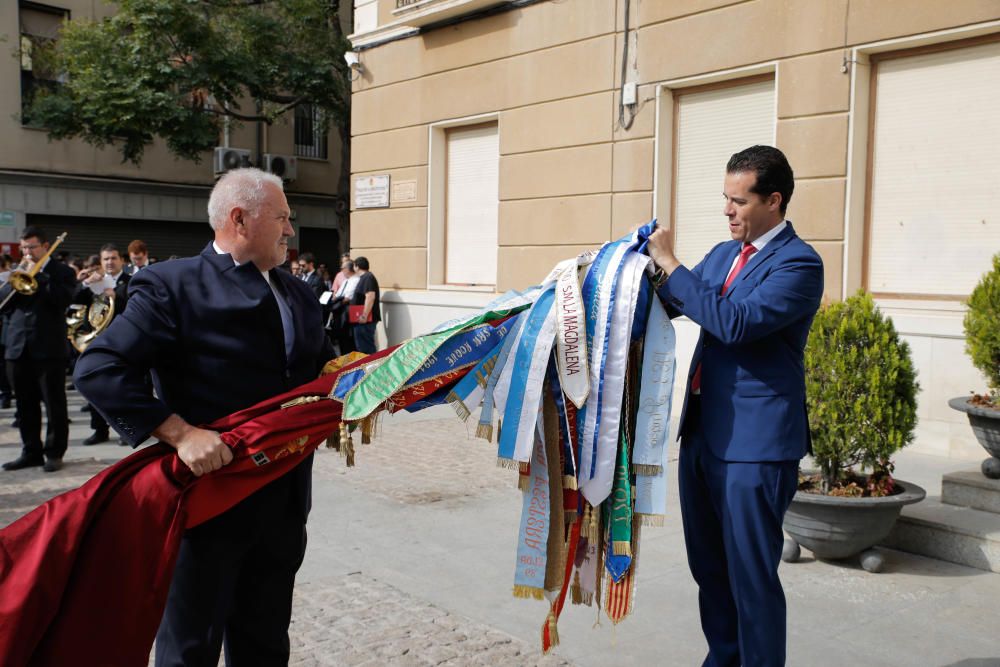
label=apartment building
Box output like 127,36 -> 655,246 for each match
1,0 -> 347,263
347,0 -> 1000,459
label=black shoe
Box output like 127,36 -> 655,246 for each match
2,455 -> 44,471
83,431 -> 110,446
80,404 -> 92,413
0,397 -> 10,409
10,418 -> 19,428
43,458 -> 63,472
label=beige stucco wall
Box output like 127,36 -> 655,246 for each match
1,0 -> 342,197
349,0 -> 1000,460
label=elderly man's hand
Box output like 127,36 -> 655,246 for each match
153,414 -> 233,477
647,227 -> 681,275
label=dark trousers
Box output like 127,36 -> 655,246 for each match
90,405 -> 108,434
8,357 -> 69,460
0,344 -> 12,400
679,420 -> 798,667
352,322 -> 377,354
155,478 -> 307,667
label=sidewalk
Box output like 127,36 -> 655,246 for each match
2,391 -> 999,666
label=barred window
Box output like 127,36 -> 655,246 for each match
19,1 -> 69,127
294,103 -> 328,160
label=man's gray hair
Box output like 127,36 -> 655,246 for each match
207,168 -> 284,231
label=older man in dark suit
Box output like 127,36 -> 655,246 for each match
75,169 -> 334,666
648,146 -> 824,667
1,226 -> 77,473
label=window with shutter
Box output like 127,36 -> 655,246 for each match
672,78 -> 775,267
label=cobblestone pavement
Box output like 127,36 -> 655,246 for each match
312,411 -> 519,504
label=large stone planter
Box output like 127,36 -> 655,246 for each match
949,396 -> 1000,479
782,478 -> 926,572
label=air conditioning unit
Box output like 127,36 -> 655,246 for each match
213,147 -> 251,176
263,153 -> 298,182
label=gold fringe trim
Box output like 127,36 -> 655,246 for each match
632,463 -> 662,476
518,461 -> 530,474
280,395 -> 324,410
446,391 -> 471,421
564,510 -> 578,525
543,611 -> 559,653
636,513 -> 665,527
612,541 -> 633,557
512,585 -> 545,600
359,414 -> 380,445
325,431 -> 338,450
562,474 -> 578,490
496,457 -> 520,470
496,419 -> 502,442
476,422 -> 493,442
517,474 -> 530,492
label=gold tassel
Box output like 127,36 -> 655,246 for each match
570,571 -> 584,605
543,611 -> 559,652
612,541 -> 633,557
496,419 -> 502,442
518,461 -> 530,474
476,422 -> 493,442
517,474 -> 530,492
280,395 -> 324,410
632,463 -> 662,476
564,510 -> 578,526
325,430 -> 339,450
636,513 -> 665,527
511,585 -> 545,600
339,423 -> 355,467
562,474 -> 578,490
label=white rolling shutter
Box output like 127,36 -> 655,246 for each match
673,79 -> 775,267
445,123 -> 499,286
869,41 -> 1000,297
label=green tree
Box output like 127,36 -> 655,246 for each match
23,0 -> 351,167
805,291 -> 919,492
964,253 -> 1000,400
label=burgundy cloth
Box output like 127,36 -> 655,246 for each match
0,337 -> 479,667
691,243 -> 757,393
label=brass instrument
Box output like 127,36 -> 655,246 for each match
67,292 -> 116,353
5,232 -> 68,297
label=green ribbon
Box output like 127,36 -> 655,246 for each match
341,306 -> 530,421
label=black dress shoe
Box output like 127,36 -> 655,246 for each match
11,418 -> 19,428
43,458 -> 63,472
3,455 -> 44,471
83,431 -> 110,446
80,404 -> 91,413
0,397 -> 10,409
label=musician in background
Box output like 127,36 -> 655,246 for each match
0,227 -> 76,472
75,244 -> 130,446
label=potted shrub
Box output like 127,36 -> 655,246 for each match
949,252 -> 1000,479
782,291 -> 925,572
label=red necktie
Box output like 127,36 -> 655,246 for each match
691,243 -> 757,393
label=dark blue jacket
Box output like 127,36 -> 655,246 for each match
75,244 -> 335,515
657,222 -> 823,462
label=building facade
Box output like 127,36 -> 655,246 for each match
347,0 -> 1000,460
2,0 -> 348,264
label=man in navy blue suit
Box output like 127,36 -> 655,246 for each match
75,168 -> 334,666
648,146 -> 824,667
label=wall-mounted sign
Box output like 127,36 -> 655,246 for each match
0,211 -> 15,227
392,179 -> 418,203
354,174 -> 391,209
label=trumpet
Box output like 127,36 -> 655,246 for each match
0,232 -> 68,310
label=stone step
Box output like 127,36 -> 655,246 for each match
942,470 -> 1000,514
882,496 -> 1000,573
